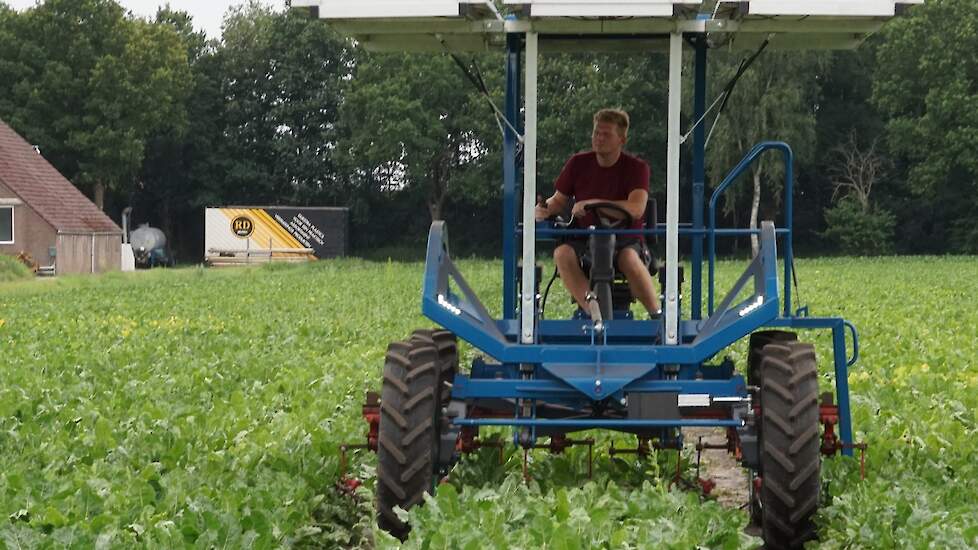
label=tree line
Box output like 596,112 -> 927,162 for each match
0,0 -> 974,261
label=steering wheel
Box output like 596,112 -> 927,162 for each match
583,202 -> 634,230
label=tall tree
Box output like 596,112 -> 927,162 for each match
874,0 -> 978,252
213,2 -> 348,207
340,52 -> 499,224
134,7 -> 218,259
705,51 -> 821,255
0,0 -> 191,210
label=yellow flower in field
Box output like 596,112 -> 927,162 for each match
0,319 -> 5,328
919,363 -> 930,373
850,371 -> 871,383
892,365 -> 909,386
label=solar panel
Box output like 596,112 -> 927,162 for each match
504,0 -> 700,17
743,0 -> 924,17
289,0 -> 463,18
289,0 -> 925,51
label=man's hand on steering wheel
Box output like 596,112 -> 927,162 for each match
534,204 -> 551,222
578,201 -> 634,229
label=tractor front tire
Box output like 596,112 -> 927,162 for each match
758,341 -> 821,550
411,328 -> 459,407
748,330 -> 798,385
376,338 -> 440,540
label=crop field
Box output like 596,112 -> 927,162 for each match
1,257 -> 977,548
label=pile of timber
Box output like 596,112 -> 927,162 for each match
205,247 -> 315,268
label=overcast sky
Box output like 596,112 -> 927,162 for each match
4,0 -> 284,39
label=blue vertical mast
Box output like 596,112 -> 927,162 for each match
502,31 -> 522,319
691,34 -> 708,321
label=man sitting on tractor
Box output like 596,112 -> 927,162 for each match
535,108 -> 661,318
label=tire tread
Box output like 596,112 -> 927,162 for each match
758,341 -> 821,550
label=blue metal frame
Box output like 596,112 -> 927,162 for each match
424,221 -> 780,369
708,141 -> 795,316
691,35 -> 708,322
420,31 -> 857,457
502,31 -> 522,320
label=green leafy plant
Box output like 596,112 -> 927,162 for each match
0,257 -> 976,548
0,255 -> 31,283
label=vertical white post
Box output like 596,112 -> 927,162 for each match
520,32 -> 539,344
665,33 -> 682,345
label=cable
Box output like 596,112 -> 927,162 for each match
790,254 -> 803,313
681,91 -> 727,145
438,37 -> 525,144
483,0 -> 504,22
540,265 -> 559,320
682,36 -> 772,150
711,0 -> 728,20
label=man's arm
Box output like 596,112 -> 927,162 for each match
571,189 -> 648,221
535,191 -> 571,221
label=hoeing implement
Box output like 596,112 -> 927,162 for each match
293,1 -> 921,547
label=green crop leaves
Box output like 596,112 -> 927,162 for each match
1,257 -> 977,548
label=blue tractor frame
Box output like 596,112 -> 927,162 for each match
420,34 -> 859,458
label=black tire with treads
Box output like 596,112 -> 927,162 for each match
748,330 -> 798,385
375,338 -> 439,540
758,341 -> 821,550
411,328 -> 459,407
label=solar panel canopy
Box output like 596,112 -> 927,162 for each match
288,1 -> 924,51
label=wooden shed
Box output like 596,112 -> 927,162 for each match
0,119 -> 122,274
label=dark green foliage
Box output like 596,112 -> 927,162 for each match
0,0 -> 190,210
822,198 -> 896,255
338,51 -> 502,251
214,4 -> 348,207
0,254 -> 31,283
873,0 -> 978,253
0,0 -> 976,257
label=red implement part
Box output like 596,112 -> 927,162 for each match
609,437 -> 652,457
727,427 -> 743,460
695,429 -> 742,460
336,392 -> 382,489
528,435 -> 595,479
456,426 -> 505,463
363,391 -> 381,452
548,434 -> 571,455
820,399 -> 841,457
667,449 -> 716,499
337,476 -> 363,496
818,394 -> 869,479
698,477 -> 716,496
457,426 -> 479,453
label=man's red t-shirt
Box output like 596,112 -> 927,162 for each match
554,151 -> 650,231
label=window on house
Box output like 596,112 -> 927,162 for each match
0,207 -> 12,244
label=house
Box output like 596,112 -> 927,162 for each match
0,119 -> 122,274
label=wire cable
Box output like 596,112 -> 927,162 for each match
681,36 -> 772,150
439,37 -> 525,144
540,265 -> 559,320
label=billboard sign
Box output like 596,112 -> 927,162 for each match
205,207 -> 348,261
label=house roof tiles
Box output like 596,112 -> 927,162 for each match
0,119 -> 121,234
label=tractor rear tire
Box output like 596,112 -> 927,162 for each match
376,338 -> 440,541
757,341 -> 821,550
748,330 -> 798,385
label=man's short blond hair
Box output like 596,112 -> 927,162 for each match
593,108 -> 630,139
